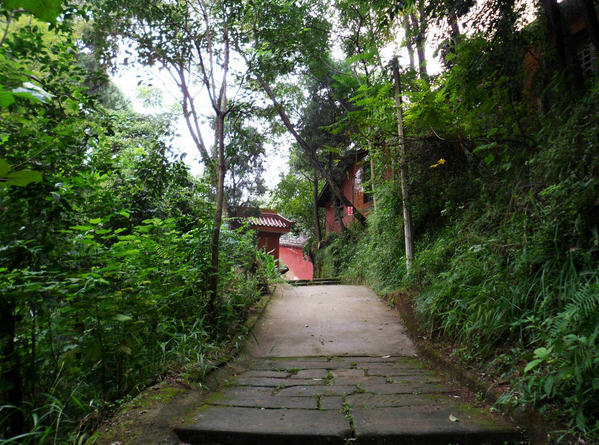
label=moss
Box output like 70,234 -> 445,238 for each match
93,417 -> 140,444
181,402 -> 213,425
205,391 -> 230,404
124,383 -> 184,412
93,383 -> 185,444
455,403 -> 504,429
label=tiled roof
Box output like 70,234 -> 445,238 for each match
247,212 -> 293,230
230,209 -> 294,232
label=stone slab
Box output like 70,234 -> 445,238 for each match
250,357 -> 422,372
245,286 -> 417,357
365,366 -> 430,377
293,369 -> 330,379
352,406 -> 522,445
175,285 -> 524,444
336,356 -> 411,364
175,406 -> 351,445
331,369 -> 366,378
369,375 -> 443,384
241,370 -> 291,378
205,387 -> 273,401
345,393 -> 451,408
206,387 -> 317,409
333,376 -> 388,385
251,359 -> 355,371
233,376 -> 329,387
320,396 -> 344,410
361,382 -> 451,395
277,385 -> 357,397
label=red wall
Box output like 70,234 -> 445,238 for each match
279,245 -> 313,280
257,232 -> 281,259
325,162 -> 373,234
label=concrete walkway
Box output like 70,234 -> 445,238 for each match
175,285 -> 523,444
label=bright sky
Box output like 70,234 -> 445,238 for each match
111,61 -> 291,192
110,42 -> 428,195
109,4 -> 440,195
110,1 -> 536,195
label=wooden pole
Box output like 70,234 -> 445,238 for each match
392,56 -> 415,272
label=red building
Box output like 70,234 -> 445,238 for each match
524,0 -> 598,98
244,210 -> 294,260
279,235 -> 313,280
317,151 -> 374,234
233,210 -> 314,278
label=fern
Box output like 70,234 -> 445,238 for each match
550,282 -> 599,337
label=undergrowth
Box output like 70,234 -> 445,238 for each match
316,86 -> 599,442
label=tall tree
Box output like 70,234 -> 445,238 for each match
224,116 -> 266,213
271,155 -> 322,241
541,0 -> 579,86
259,79 -> 365,225
94,0 -> 245,318
402,13 -> 416,70
579,0 -> 599,55
298,67 -> 356,235
409,2 -> 428,80
237,0 -> 367,225
0,1 -> 80,435
312,165 -> 322,244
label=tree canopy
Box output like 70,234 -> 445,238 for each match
2,0 -> 599,442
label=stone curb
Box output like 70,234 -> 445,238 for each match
384,289 -> 561,445
133,288 -> 276,444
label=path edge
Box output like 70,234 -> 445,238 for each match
383,288 -> 563,445
93,286 -> 277,444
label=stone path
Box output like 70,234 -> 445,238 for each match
175,285 -> 524,444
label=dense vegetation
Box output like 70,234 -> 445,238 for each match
0,2 -> 275,443
2,0 -> 598,443
316,86 -> 599,441
274,1 -> 599,442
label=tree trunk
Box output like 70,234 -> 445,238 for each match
177,66 -> 212,166
1,300 -> 24,437
447,8 -> 460,43
368,143 -> 377,211
580,0 -> 599,55
402,16 -> 415,70
410,12 -> 428,80
209,110 -> 226,326
542,0 -> 584,90
333,201 -> 347,232
392,57 -> 415,272
313,166 -> 322,244
206,11 -> 231,328
258,76 -> 366,226
542,0 -> 568,69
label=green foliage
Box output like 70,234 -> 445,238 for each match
240,0 -> 331,81
0,157 -> 43,187
2,0 -> 62,23
314,24 -> 599,440
271,169 -> 316,236
225,116 -> 267,212
0,8 -> 276,443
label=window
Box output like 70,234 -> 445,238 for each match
574,30 -> 597,79
578,41 -> 597,78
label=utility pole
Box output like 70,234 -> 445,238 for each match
392,56 -> 415,272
